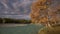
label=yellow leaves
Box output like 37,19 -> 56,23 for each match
31,0 -> 47,9
39,17 -> 48,23
38,0 -> 46,3
30,0 -> 60,25
30,0 -> 48,24
39,5 -> 47,10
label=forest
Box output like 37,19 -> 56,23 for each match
0,18 -> 31,24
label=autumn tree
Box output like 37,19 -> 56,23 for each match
30,0 -> 49,25
30,0 -> 60,28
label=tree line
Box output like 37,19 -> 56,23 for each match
0,18 -> 31,24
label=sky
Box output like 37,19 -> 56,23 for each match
0,0 -> 60,19
0,0 -> 36,19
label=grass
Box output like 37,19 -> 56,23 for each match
38,25 -> 60,34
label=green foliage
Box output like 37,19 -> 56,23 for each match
0,18 -> 31,24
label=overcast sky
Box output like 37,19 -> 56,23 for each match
0,0 -> 36,19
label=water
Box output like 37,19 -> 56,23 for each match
0,24 -> 44,34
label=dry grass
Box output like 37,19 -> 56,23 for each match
38,25 -> 60,34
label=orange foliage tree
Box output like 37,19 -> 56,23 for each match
30,0 -> 48,24
30,0 -> 60,27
